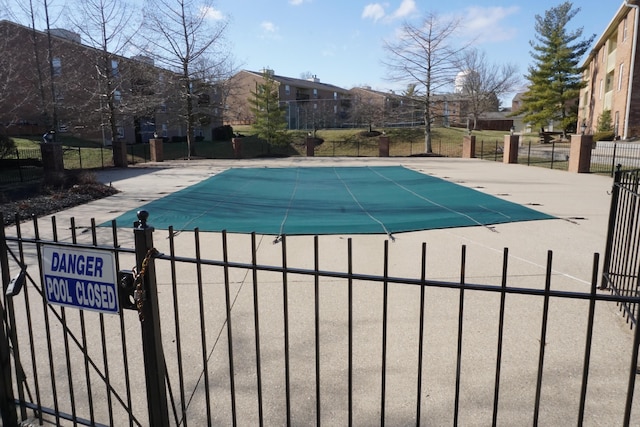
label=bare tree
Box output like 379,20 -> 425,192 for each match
383,14 -> 466,153
141,0 -> 229,158
68,0 -> 141,151
458,48 -> 520,129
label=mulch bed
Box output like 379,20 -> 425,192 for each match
1,181 -> 118,226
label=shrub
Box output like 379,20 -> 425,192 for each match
212,125 -> 234,141
0,133 -> 16,159
593,131 -> 616,142
597,110 -> 613,132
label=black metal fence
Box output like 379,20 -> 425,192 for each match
2,211 -> 640,426
602,167 -> 640,327
0,148 -> 43,185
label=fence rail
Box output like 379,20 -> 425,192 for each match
2,212 -> 640,426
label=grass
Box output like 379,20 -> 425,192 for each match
8,125 -> 538,165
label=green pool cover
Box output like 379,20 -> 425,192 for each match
105,166 -> 554,236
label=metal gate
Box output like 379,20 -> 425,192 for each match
602,167 -> 640,327
2,209 -> 640,426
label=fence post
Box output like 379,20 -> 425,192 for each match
601,164 -> 623,289
0,220 -> 18,426
503,134 -> 519,164
133,210 -> 170,426
462,135 -> 476,158
568,134 -> 594,173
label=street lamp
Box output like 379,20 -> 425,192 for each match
580,121 -> 587,135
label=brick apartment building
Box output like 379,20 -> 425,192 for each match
225,69 -> 351,130
578,1 -> 640,139
0,19 -> 222,144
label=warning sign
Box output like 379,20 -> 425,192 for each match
42,245 -> 119,314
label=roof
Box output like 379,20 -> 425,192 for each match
242,69 -> 349,93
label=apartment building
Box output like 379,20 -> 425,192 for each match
0,19 -> 221,144
225,69 -> 351,129
578,1 -> 640,139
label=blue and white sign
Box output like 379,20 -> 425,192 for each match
42,245 -> 119,314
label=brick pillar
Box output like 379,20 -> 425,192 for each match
306,137 -> 315,157
503,134 -> 519,164
568,134 -> 594,173
149,138 -> 163,162
232,137 -> 242,158
112,140 -> 128,167
462,135 -> 476,158
379,135 -> 390,157
40,142 -> 64,177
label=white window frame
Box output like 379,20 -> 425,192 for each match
618,63 -> 624,91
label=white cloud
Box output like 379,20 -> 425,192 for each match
259,21 -> 282,40
289,0 -> 310,5
201,6 -> 224,21
461,6 -> 519,43
362,3 -> 386,22
391,0 -> 417,19
363,1 -> 417,23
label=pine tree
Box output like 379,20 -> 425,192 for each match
518,2 -> 595,135
248,71 -> 289,146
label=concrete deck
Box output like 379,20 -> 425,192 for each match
4,157 -> 639,426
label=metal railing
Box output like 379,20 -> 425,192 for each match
2,211 -> 640,426
602,167 -> 640,327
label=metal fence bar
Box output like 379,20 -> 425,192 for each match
380,240 -> 389,426
221,231 -> 238,426
250,233 -> 264,427
347,238 -> 354,427
578,253 -> 599,425
313,236 -> 321,426
16,218 -> 42,423
168,226 -> 188,426
416,242 -> 426,427
533,251 -> 553,425
194,228 -> 212,425
281,234 -> 292,427
453,245 -> 466,426
0,215 -> 18,426
52,217 -> 78,424
111,220 -> 135,427
491,248 -> 509,427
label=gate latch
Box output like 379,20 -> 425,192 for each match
6,267 -> 27,297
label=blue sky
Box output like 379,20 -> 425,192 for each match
213,0 -> 623,102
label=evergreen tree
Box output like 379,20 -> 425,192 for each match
249,71 -> 288,146
518,2 -> 595,135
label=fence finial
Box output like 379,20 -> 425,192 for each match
135,210 -> 149,229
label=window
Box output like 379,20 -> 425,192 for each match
285,85 -> 290,95
623,16 -> 628,42
111,59 -> 119,77
313,88 -> 318,98
618,63 -> 624,90
615,111 -> 620,136
113,90 -> 122,104
54,88 -> 64,103
605,71 -> 614,92
162,123 -> 168,137
52,57 -> 61,76
116,121 -> 124,139
160,104 -> 167,113
333,92 -> 338,100
599,79 -> 603,99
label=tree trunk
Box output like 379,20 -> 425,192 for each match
424,112 -> 433,153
